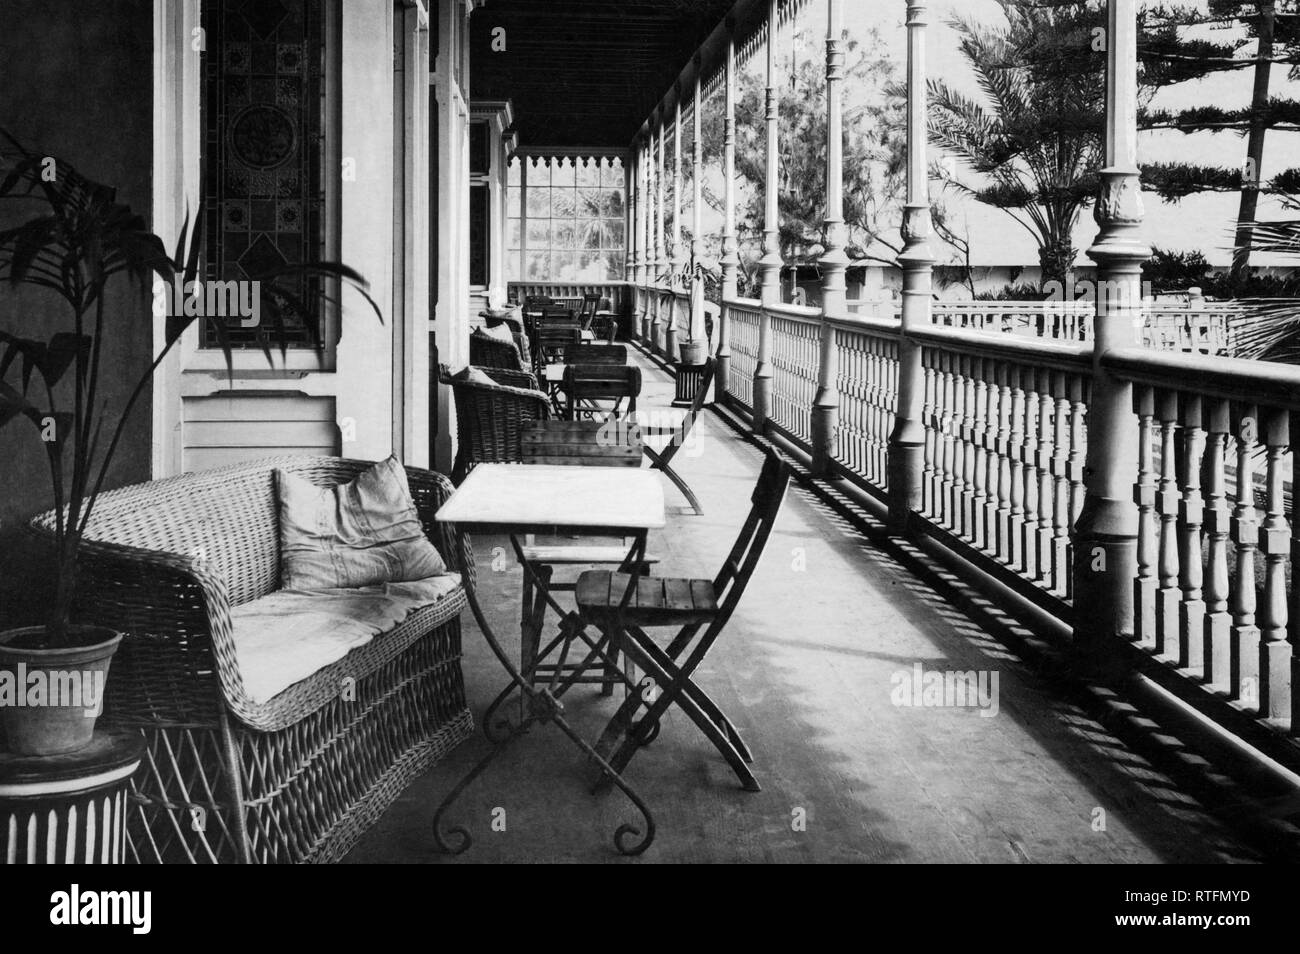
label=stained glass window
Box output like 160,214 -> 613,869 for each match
200,0 -> 330,349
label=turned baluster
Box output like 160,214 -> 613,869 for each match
1202,399 -> 1231,688
1051,372 -> 1072,595
1230,404 -> 1260,706
995,361 -> 1014,563
1036,373 -> 1056,587
1177,393 -> 1206,674
1007,364 -> 1027,570
921,352 -> 937,516
960,355 -> 979,540
1258,407 -> 1291,721
1132,384 -> 1157,647
1155,389 -> 1181,657
1020,369 -> 1041,580
939,353 -> 958,529
970,359 -> 990,550
1064,375 -> 1087,597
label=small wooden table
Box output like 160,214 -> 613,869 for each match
433,464 -> 666,855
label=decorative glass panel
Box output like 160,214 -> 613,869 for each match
201,0 -> 328,350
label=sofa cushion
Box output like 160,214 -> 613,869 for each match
230,574 -> 462,704
277,455 -> 447,590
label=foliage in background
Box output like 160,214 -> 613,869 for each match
927,0 -> 1110,288
1138,2 -> 1300,274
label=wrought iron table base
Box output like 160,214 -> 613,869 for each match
431,530 -> 658,856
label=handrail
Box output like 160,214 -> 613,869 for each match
826,312 -> 901,335
1104,346 -> 1300,409
908,323 -> 1093,372
767,302 -> 823,322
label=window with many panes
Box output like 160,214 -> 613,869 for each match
507,156 -> 625,282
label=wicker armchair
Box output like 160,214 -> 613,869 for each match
26,456 -> 474,864
477,311 -> 532,368
440,365 -> 551,484
469,327 -> 532,378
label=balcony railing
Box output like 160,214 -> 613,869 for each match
848,298 -> 1245,355
625,281 -> 1300,774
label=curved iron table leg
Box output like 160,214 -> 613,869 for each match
432,529 -> 656,856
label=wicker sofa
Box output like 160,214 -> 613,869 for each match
27,456 -> 474,864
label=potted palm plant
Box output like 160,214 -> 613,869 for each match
0,131 -> 378,755
679,254 -> 719,367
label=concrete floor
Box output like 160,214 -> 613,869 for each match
345,354 -> 1260,864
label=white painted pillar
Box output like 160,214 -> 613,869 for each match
887,0 -> 935,530
717,17 -> 738,397
812,0 -> 847,474
689,63 -> 705,359
1074,0 -> 1148,656
753,0 -> 781,431
666,89 -> 684,362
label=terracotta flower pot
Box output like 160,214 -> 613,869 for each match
0,625 -> 122,756
679,340 -> 707,367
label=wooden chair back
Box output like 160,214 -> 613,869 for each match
710,449 -> 791,624
563,364 -> 641,419
521,419 -> 643,467
563,343 -> 626,365
657,357 -> 714,467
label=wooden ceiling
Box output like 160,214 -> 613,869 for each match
469,0 -> 737,150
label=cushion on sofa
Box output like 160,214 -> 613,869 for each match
230,574 -> 462,704
277,455 -> 447,590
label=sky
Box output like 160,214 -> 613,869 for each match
752,0 -> 1300,268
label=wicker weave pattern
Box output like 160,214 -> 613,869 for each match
441,366 -> 551,484
27,456 -> 474,864
470,330 -> 531,377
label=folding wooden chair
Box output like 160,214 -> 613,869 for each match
534,318 -> 582,377
563,363 -> 641,420
575,449 -> 791,791
576,292 -> 601,335
641,357 -> 714,515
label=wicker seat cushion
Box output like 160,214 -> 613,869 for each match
277,456 -> 447,590
230,574 -> 463,704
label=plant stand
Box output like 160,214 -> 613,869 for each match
673,360 -> 709,407
0,727 -> 143,864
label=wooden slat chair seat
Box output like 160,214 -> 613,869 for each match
641,356 -> 714,515
576,449 -> 791,792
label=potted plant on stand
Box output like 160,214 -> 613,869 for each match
671,254 -> 717,405
0,131 -> 378,755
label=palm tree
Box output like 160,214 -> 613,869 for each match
926,0 -> 1107,288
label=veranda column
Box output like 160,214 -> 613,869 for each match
1073,0 -> 1146,656
626,147 -> 637,286
690,63 -> 706,359
887,0 -> 935,531
717,17 -> 739,398
666,89 -> 685,362
653,115 -> 667,353
753,0 -> 782,432
811,0 -> 847,475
